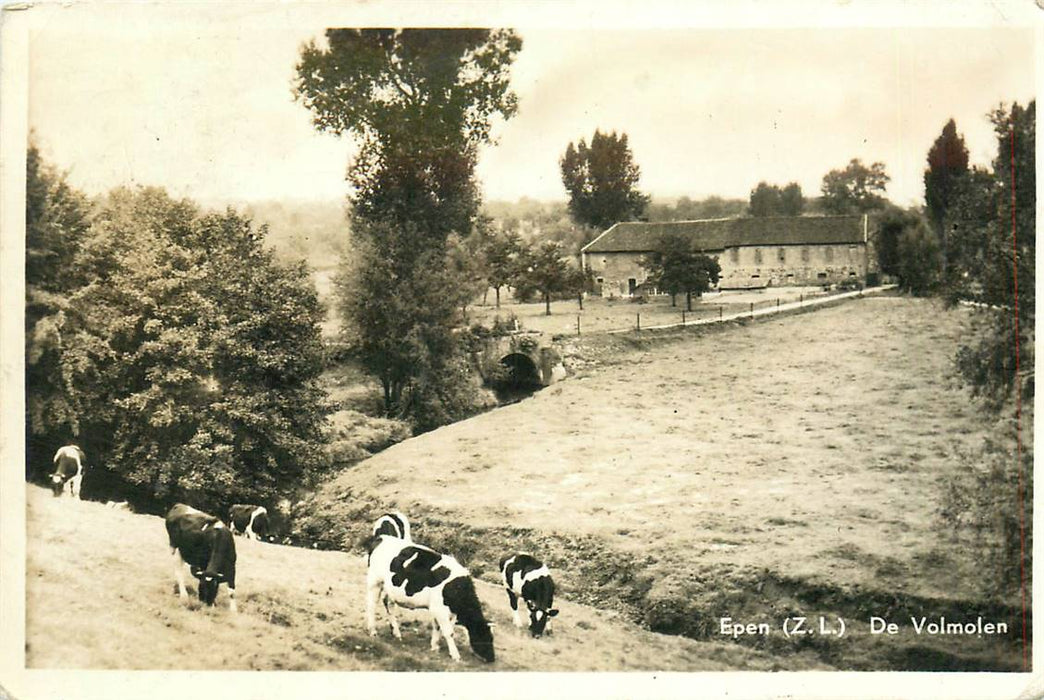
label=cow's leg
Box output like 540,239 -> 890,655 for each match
227,585 -> 237,613
507,589 -> 523,628
382,593 -> 402,640
434,610 -> 462,662
171,549 -> 189,599
430,619 -> 441,651
69,474 -> 83,500
365,579 -> 382,637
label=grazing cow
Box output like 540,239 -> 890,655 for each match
371,511 -> 411,541
165,504 -> 237,611
365,535 -> 494,663
228,504 -> 272,542
49,445 -> 86,498
500,553 -> 559,637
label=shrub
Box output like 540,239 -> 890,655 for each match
897,222 -> 941,295
939,414 -> 1032,599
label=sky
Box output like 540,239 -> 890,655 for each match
24,5 -> 1038,209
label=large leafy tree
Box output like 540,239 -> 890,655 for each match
560,129 -> 650,231
749,181 -> 804,217
779,183 -> 805,216
941,101 -> 1034,603
515,241 -> 571,315
896,220 -> 940,295
295,30 -> 521,423
52,188 -> 327,511
641,234 -> 722,311
949,101 -> 1035,408
25,143 -> 93,475
482,228 -> 522,308
820,159 -> 890,214
924,119 -> 970,280
873,206 -> 925,281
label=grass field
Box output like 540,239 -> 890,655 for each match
26,295 -> 1028,671
25,486 -> 810,671
296,295 -> 1028,671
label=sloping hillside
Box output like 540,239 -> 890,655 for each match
25,485 -> 808,671
294,296 -> 1026,671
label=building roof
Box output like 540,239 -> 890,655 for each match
581,215 -> 867,254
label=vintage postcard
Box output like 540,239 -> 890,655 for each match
1,1 -> 1039,698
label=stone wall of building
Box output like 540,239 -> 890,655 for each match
585,243 -> 867,295
718,243 -> 867,289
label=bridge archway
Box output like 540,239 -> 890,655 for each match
499,353 -> 542,388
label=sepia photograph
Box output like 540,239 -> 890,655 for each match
0,1 -> 1038,697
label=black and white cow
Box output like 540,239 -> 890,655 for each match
228,504 -> 271,542
365,535 -> 494,663
49,445 -> 86,498
165,504 -> 237,611
371,511 -> 411,541
500,553 -> 559,637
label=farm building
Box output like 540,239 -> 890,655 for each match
581,214 -> 875,295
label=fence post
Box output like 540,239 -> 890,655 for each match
777,298 -> 780,309
800,293 -> 803,304
682,310 -> 686,324
750,302 -> 754,317
577,314 -> 581,336
637,312 -> 641,333
719,305 -> 723,320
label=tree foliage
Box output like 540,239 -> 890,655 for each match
27,177 -> 328,512
295,29 -> 520,247
947,101 -> 1035,408
896,220 -> 940,296
295,30 -> 522,424
481,228 -> 523,308
641,234 -> 722,310
873,206 -> 923,280
924,118 -> 969,279
820,159 -> 890,214
748,181 -> 804,217
939,102 -> 1034,601
25,143 -> 93,469
560,129 -> 650,231
515,241 -> 572,315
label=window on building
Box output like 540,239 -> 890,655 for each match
754,248 -> 763,264
729,248 -> 739,263
817,272 -> 828,279
825,247 -> 834,262
778,248 -> 786,263
849,271 -> 857,277
801,247 -> 810,262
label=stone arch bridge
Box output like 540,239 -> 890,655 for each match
472,331 -> 567,388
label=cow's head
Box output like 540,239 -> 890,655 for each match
526,601 -> 559,638
193,570 -> 223,606
467,621 -> 495,662
49,474 -> 65,497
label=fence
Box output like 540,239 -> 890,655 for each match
601,285 -> 897,336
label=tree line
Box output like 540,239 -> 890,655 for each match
26,146 -> 328,514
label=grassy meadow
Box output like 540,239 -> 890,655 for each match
25,486 -> 807,671
295,295 -> 1028,671
25,294 -> 1028,671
